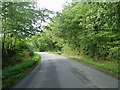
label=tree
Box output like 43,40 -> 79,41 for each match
44,1 -> 120,61
2,2 -> 51,53
1,2 -> 52,67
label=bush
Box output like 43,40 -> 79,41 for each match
3,41 -> 35,68
2,54 -> 41,88
29,51 -> 34,56
109,47 -> 120,61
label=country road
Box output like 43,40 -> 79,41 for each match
12,52 -> 119,88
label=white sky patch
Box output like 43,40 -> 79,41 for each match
36,0 -> 72,29
37,0 -> 72,12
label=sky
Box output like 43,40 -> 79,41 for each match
37,0 -> 72,12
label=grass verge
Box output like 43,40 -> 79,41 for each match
64,54 -> 119,79
2,54 -> 41,89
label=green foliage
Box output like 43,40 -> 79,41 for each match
1,2 -> 52,67
45,2 -> 120,61
109,47 -> 120,61
32,54 -> 41,62
2,54 -> 41,88
30,32 -> 61,52
2,40 -> 34,67
2,2 -> 51,38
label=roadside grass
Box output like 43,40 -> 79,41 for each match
64,54 -> 119,78
2,54 -> 41,89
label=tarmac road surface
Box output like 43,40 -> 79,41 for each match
12,52 -> 119,88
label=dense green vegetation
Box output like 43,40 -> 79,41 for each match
1,2 -> 51,88
31,2 -> 119,76
2,54 -> 40,88
47,2 -> 120,61
30,33 -> 60,52
1,2 -> 51,68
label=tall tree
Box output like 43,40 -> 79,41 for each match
1,2 -> 52,59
